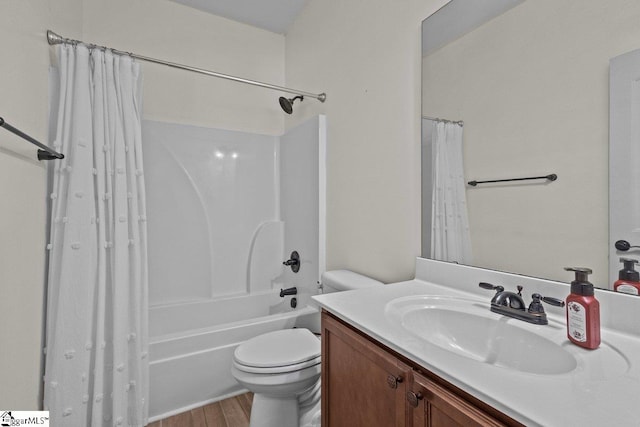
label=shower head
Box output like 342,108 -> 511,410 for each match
279,96 -> 304,114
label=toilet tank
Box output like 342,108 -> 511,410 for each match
299,270 -> 384,334
321,270 -> 384,293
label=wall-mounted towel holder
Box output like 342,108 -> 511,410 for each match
468,173 -> 557,187
0,117 -> 64,161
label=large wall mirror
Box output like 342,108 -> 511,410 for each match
421,0 -> 640,290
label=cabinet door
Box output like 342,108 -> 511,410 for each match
408,371 -> 507,427
322,312 -> 411,427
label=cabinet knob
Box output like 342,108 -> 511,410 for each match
386,374 -> 403,389
406,391 -> 424,407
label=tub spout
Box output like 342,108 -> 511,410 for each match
280,287 -> 298,297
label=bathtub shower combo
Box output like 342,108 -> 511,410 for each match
143,117 -> 326,421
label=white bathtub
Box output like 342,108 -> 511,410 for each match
148,290 -> 319,421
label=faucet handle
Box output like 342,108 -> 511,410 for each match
541,295 -> 565,307
528,293 -> 565,314
479,282 -> 504,293
528,293 -> 545,314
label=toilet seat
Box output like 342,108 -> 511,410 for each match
234,355 -> 321,374
233,328 -> 321,374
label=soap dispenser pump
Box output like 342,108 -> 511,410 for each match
565,267 -> 600,350
614,258 -> 640,296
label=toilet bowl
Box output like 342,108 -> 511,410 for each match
231,270 -> 383,427
231,328 -> 321,427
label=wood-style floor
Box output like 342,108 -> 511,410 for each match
148,393 -> 253,427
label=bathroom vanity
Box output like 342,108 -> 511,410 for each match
321,311 -> 519,426
313,258 -> 640,426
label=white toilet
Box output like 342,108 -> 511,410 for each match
231,270 -> 383,427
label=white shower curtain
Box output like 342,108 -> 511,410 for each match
430,121 -> 472,264
44,44 -> 149,426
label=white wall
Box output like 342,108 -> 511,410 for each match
422,0 -> 640,286
82,0 -> 285,136
0,0 -> 82,410
284,0 -> 448,283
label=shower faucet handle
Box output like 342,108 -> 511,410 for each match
283,251 -> 300,273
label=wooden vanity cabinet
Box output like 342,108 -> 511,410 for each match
321,311 -> 412,427
321,311 -> 521,427
408,371 -> 506,427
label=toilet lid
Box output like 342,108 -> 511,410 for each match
234,328 -> 320,368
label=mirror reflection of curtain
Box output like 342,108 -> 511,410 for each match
431,121 -> 472,264
421,118 -> 434,257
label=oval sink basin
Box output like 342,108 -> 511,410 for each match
385,296 -> 578,375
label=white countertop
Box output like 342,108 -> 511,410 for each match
313,277 -> 640,426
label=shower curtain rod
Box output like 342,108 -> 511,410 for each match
46,30 -> 327,103
423,115 -> 463,126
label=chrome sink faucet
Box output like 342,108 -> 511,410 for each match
479,282 -> 565,325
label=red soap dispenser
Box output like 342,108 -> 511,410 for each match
564,267 -> 600,350
614,258 -> 640,296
